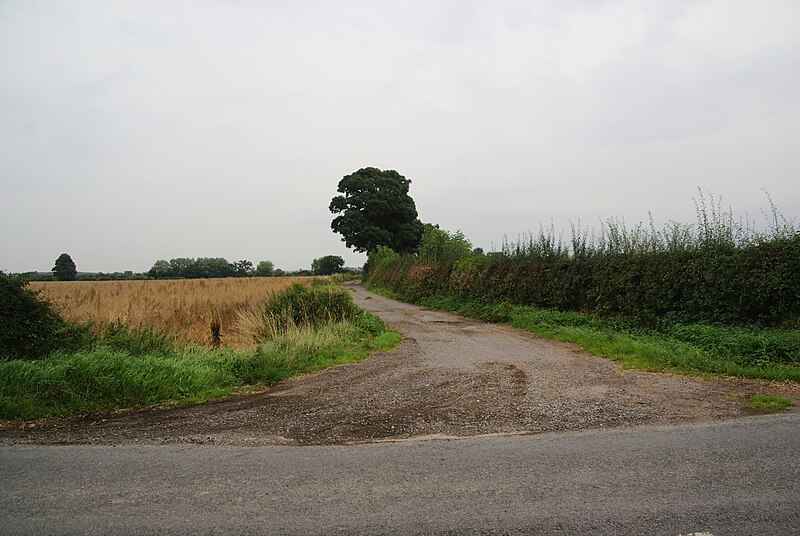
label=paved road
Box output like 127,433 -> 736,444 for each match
2,413 -> 798,535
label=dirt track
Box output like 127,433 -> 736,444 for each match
1,282 -> 797,446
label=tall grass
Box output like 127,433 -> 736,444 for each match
260,282 -> 360,338
502,190 -> 796,259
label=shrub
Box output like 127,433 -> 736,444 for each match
260,283 -> 360,338
0,272 -> 90,360
417,225 -> 472,264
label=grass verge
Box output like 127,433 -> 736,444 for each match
747,393 -> 794,411
0,313 -> 401,422
365,283 -> 800,382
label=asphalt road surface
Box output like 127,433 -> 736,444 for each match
2,413 -> 798,535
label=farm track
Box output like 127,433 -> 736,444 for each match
1,282 -> 798,446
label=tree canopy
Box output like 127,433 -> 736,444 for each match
148,257 -> 256,279
255,260 -> 275,277
312,255 -> 344,275
329,167 -> 424,254
52,253 -> 77,281
232,260 -> 254,277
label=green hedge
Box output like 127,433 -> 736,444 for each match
367,234 -> 800,327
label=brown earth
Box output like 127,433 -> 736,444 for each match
1,282 -> 797,446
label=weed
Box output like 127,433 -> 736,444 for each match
209,306 -> 223,348
747,393 -> 794,411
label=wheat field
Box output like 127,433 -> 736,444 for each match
30,277 -> 319,348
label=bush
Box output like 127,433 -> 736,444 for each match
417,225 -> 472,264
261,283 -> 360,338
0,272 -> 90,360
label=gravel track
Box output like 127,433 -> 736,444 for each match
1,282 -> 797,446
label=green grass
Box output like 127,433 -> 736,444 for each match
506,308 -> 800,380
747,393 -> 794,411
365,283 -> 800,382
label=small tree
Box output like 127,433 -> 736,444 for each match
52,253 -> 77,281
255,260 -> 275,277
312,255 -> 345,275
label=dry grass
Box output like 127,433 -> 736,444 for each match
30,277 -> 320,348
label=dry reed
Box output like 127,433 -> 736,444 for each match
30,277 -> 319,348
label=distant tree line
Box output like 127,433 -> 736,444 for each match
147,258 -> 278,279
145,256 -> 353,279
15,253 -> 355,282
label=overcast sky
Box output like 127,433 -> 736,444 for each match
2,0 -> 799,273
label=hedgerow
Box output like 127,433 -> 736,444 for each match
367,196 -> 800,327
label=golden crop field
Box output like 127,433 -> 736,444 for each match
30,277 -> 319,348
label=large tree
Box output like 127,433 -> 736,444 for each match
329,167 -> 424,254
52,253 -> 77,281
